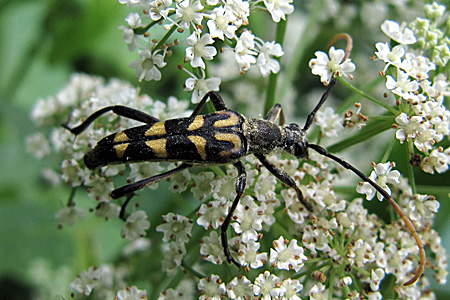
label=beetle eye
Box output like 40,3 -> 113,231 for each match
294,142 -> 307,158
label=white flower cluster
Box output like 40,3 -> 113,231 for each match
118,0 -> 290,102
29,72 -> 447,299
155,153 -> 447,299
374,6 -> 450,175
28,74 -> 191,240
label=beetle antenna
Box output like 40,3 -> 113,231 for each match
327,33 -> 353,61
302,77 -> 337,132
308,143 -> 425,286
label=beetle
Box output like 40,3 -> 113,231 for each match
64,77 -> 424,285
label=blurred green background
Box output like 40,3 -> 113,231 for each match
1,0 -> 449,299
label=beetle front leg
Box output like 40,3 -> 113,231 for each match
255,154 -> 313,212
221,161 -> 246,268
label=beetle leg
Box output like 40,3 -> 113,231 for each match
110,163 -> 191,199
63,105 -> 160,135
255,154 -> 313,212
221,161 -> 246,268
190,91 -> 228,117
264,103 -> 285,125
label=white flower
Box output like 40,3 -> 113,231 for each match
184,76 -> 221,104
234,31 -> 257,71
121,210 -> 151,240
314,106 -> 343,137
129,49 -> 167,82
161,242 -> 186,275
95,201 -> 120,219
185,32 -> 217,68
374,43 -> 411,71
408,194 -> 440,223
70,266 -> 102,296
280,278 -> 303,300
157,288 -> 183,300
26,132 -> 51,159
394,113 -> 424,143
309,283 -> 328,300
253,271 -> 282,299
129,162 -> 164,187
61,159 -> 89,187
230,196 -> 264,243
425,2 -> 446,19
191,171 -> 215,200
263,0 -> 294,22
207,6 -> 238,40
356,162 -> 401,201
198,275 -> 226,300
226,0 -> 250,27
381,20 -> 417,44
116,286 -> 147,300
227,276 -> 254,300
197,200 -> 229,229
237,239 -> 268,268
118,0 -> 141,7
257,41 -> 284,77
55,205 -> 85,226
421,148 -> 449,173
200,231 -> 226,264
85,174 -> 115,202
175,0 -> 204,29
309,46 -> 356,84
370,269 -> 385,291
156,212 -> 193,243
385,70 -> 419,100
269,236 -> 307,272
149,0 -> 173,21
120,13 -> 142,52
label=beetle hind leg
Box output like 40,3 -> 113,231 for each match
221,161 -> 246,268
111,163 -> 191,199
63,105 -> 161,135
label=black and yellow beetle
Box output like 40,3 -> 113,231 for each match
64,78 -> 424,285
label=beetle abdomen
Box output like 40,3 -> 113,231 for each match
84,110 -> 248,169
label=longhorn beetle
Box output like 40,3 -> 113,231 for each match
64,77 -> 424,286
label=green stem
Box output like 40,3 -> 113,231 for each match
326,117 -> 394,153
406,140 -> 417,194
264,19 -> 288,114
134,11 -> 177,35
154,24 -> 178,51
336,76 -> 385,114
67,187 -> 77,206
416,185 -> 450,194
380,136 -> 397,163
209,165 -> 226,177
278,0 -> 325,102
181,260 -> 205,279
328,267 -> 335,300
337,77 -> 399,115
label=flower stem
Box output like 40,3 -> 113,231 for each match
326,117 -> 394,153
278,0 -> 325,103
337,77 -> 399,115
406,139 -> 417,194
154,24 -> 178,51
264,19 -> 287,114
